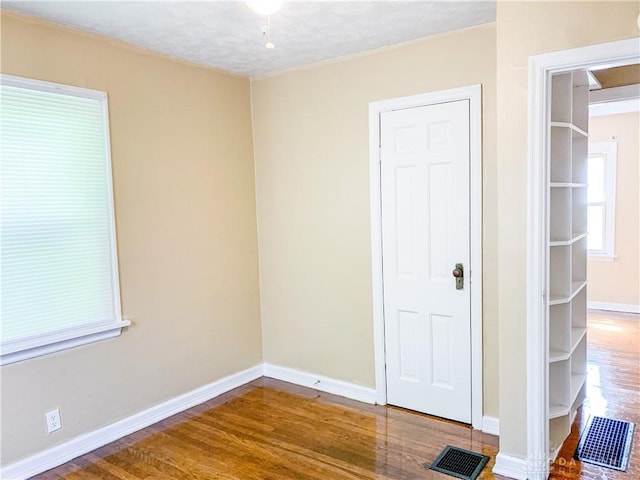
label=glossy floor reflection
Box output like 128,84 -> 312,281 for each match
31,310 -> 639,480
33,378 -> 499,479
550,310 -> 640,480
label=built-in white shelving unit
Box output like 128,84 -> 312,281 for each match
547,70 -> 589,459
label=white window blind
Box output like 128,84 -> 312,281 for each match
1,74 -> 129,365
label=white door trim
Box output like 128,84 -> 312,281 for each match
369,85 -> 483,430
526,37 -> 640,480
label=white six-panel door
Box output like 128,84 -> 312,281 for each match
380,100 -> 471,423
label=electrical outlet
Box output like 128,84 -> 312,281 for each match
45,409 -> 62,433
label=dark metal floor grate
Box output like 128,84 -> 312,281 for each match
575,416 -> 635,471
427,445 -> 489,480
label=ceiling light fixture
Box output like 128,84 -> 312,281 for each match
245,0 -> 284,16
261,21 -> 275,49
246,1 -> 283,49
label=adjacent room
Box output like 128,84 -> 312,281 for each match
1,2 -> 638,479
544,63 -> 640,477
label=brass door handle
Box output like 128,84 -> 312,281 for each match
452,263 -> 464,290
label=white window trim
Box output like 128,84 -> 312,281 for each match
1,321 -> 131,366
587,141 -> 617,259
0,74 -> 129,365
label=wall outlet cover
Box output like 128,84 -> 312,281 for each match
46,409 -> 61,433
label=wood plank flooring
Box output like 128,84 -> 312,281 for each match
33,310 -> 638,480
549,310 -> 640,480
32,382 -> 499,479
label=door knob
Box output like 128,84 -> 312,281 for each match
452,263 -> 464,290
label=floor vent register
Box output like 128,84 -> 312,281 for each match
426,445 -> 489,480
575,415 -> 635,471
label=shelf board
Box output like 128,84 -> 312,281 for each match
549,281 -> 587,306
570,408 -> 578,425
571,384 -> 586,414
549,232 -> 587,246
570,328 -> 586,354
571,280 -> 587,297
570,373 -> 586,407
573,232 -> 588,242
549,375 -> 583,420
550,121 -> 589,138
550,441 -> 563,461
549,329 -> 585,364
549,403 -> 567,419
549,415 -> 569,459
550,182 -> 587,188
549,349 -> 569,363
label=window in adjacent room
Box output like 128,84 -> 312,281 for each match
0,74 -> 129,365
587,141 -> 617,259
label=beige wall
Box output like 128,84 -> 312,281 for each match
588,112 -> 640,306
5,0 -> 637,468
0,12 -> 262,465
251,24 -> 499,417
496,1 -> 640,458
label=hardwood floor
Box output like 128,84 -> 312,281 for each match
33,310 -> 638,480
33,378 -> 500,480
549,310 -> 640,480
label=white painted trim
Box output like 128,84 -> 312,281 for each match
469,86 -> 484,432
482,416 -> 500,436
0,364 -> 264,480
589,84 -> 640,104
588,302 -> 640,314
492,453 -> 528,480
590,98 -> 640,117
0,321 -> 130,366
368,84 -> 484,429
0,361 -> 498,479
587,253 -> 617,261
368,103 -> 387,406
588,141 -> 617,258
525,51 -> 549,478
1,73 -> 108,100
0,73 -> 124,365
586,70 -> 602,90
526,37 -> 640,480
263,363 -> 377,404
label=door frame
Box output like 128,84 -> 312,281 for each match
368,85 -> 483,430
526,38 -> 640,479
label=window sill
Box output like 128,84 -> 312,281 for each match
1,320 -> 131,366
588,253 -> 617,262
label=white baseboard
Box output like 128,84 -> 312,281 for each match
492,452 -> 529,480
3,362 -> 486,479
588,302 -> 640,314
0,364 -> 264,480
481,415 -> 499,436
263,363 -> 377,404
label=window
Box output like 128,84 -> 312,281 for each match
1,74 -> 129,365
587,141 -> 617,259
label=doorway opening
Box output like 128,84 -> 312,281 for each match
526,38 -> 639,480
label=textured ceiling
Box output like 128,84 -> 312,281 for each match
3,1 -> 496,77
